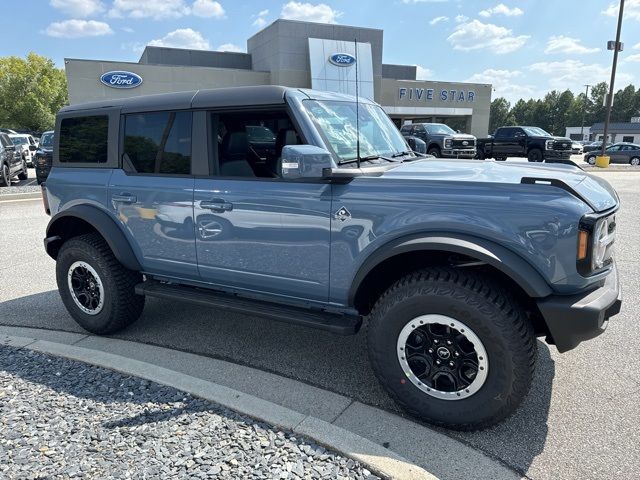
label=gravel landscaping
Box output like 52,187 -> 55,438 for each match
0,345 -> 380,479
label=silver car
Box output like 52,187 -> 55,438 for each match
585,143 -> 640,165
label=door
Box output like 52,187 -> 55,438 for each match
0,134 -> 19,173
605,145 -> 624,163
109,110 -> 198,280
193,110 -> 332,304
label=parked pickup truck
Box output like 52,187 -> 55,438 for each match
400,122 -> 476,158
477,126 -> 573,162
42,86 -> 621,431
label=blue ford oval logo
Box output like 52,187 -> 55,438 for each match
329,53 -> 356,67
100,71 -> 143,89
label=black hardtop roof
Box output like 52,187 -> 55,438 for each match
59,85 -> 294,115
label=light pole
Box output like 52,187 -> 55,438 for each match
580,84 -> 591,141
601,0 -> 625,156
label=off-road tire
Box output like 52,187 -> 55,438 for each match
56,232 -> 144,334
0,164 -> 10,187
527,148 -> 543,162
367,267 -> 536,431
427,146 -> 441,158
17,161 -> 28,180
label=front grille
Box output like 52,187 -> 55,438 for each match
553,140 -> 572,151
452,139 -> 475,149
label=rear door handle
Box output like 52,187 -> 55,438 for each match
200,198 -> 233,213
112,193 -> 137,204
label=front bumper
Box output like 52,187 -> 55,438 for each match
544,150 -> 572,159
537,264 -> 621,353
441,149 -> 476,158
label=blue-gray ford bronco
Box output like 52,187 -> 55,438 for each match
42,86 -> 621,430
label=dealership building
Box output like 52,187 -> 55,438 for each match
65,19 -> 492,136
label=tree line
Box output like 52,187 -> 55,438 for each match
489,83 -> 640,136
0,53 -> 68,133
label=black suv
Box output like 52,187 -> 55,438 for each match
35,130 -> 54,185
0,133 -> 28,186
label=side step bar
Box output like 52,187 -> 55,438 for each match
135,281 -> 362,335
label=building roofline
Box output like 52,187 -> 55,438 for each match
247,18 -> 383,42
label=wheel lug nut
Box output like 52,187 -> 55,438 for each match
449,361 -> 454,367
436,360 -> 441,365
454,352 -> 460,357
428,348 -> 434,354
446,340 -> 452,345
433,339 -> 439,344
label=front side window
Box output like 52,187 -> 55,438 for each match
40,133 -> 54,147
123,111 -> 192,175
425,123 -> 455,135
59,115 -> 108,163
522,127 -> 551,137
303,100 -> 408,163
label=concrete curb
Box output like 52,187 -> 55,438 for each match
1,333 -> 434,480
0,192 -> 41,202
0,327 -> 522,480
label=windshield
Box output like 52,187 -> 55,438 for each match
303,100 -> 409,162
425,123 -> 456,135
522,127 -> 551,137
40,133 -> 54,147
10,136 -> 27,145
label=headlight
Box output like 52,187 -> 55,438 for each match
444,138 -> 453,148
577,214 -> 616,275
545,139 -> 554,150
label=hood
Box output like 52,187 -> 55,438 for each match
432,132 -> 476,140
382,159 -> 618,212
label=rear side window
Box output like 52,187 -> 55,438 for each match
59,115 -> 109,163
122,111 -> 192,175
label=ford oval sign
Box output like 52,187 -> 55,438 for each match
329,53 -> 356,67
100,71 -> 143,89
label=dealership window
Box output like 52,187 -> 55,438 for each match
622,136 -> 634,143
123,111 -> 192,175
212,110 -> 301,178
59,115 -> 108,163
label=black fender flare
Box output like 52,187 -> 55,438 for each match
45,204 -> 141,271
348,233 -> 552,306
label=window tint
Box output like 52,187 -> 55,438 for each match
0,134 -> 9,147
214,110 -> 300,178
495,128 -> 511,138
59,115 -> 108,163
123,111 -> 192,175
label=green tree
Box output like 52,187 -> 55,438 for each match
0,52 -> 68,132
611,84 -> 638,122
489,97 -> 514,132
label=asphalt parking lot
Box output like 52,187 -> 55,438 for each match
0,171 -> 638,479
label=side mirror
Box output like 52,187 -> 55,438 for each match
279,145 -> 336,180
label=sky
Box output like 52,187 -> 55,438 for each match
1,0 -> 639,104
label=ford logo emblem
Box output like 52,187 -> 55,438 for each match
100,71 -> 143,89
329,53 -> 356,67
462,140 -> 468,146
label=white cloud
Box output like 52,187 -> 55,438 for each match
149,28 -> 210,50
602,0 -> 640,21
252,9 -> 269,27
280,2 -> 341,24
44,19 -> 113,38
544,35 -> 599,54
191,0 -> 224,18
109,0 -> 189,19
528,60 -> 633,92
454,14 -> 468,23
634,42 -> 640,49
429,16 -> 448,26
401,0 -> 449,3
415,65 -> 433,80
479,3 -> 524,18
466,69 -> 536,102
50,0 -> 104,17
216,43 -> 244,53
625,53 -> 640,62
447,20 -> 529,54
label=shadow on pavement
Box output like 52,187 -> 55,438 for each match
0,290 -> 554,476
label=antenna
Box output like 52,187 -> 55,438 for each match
354,38 -> 360,168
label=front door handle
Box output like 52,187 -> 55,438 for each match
112,193 -> 137,204
200,198 -> 233,213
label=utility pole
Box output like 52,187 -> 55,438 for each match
601,0 -> 625,156
580,84 -> 591,141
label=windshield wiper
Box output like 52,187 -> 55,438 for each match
391,150 -> 412,158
